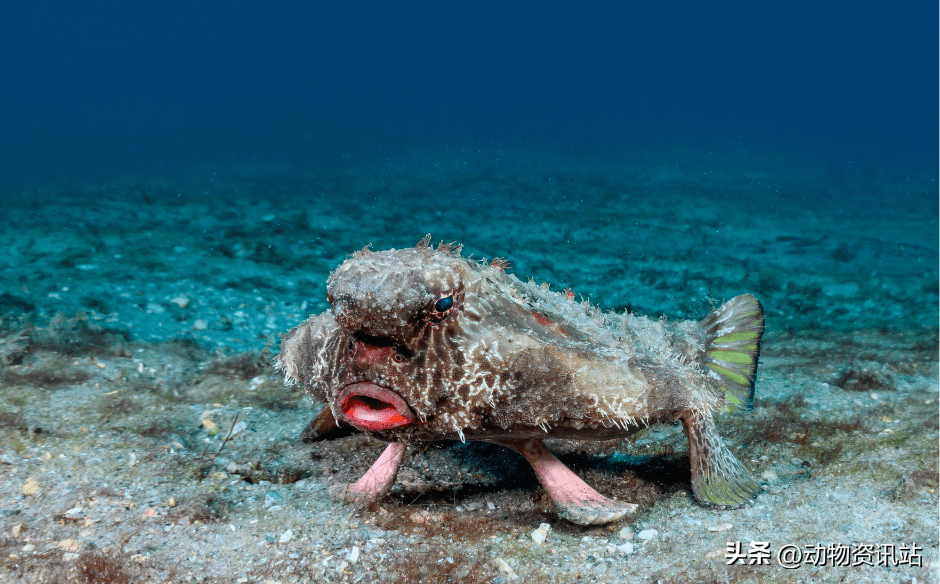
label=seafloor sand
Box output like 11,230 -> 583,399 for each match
0,150 -> 937,583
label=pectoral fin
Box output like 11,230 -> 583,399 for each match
300,405 -> 359,443
497,439 -> 637,525
328,442 -> 408,503
682,413 -> 760,507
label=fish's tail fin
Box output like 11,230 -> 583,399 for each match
701,294 -> 764,411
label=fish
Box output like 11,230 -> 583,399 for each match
276,235 -> 764,525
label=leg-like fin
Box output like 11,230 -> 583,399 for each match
682,413 -> 760,507
328,442 -> 407,503
498,439 -> 637,525
701,294 -> 764,410
300,405 -> 358,443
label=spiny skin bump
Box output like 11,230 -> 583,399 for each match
277,238 -> 764,522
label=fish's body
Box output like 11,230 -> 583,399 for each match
277,237 -> 764,524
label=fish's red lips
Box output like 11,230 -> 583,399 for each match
337,382 -> 415,431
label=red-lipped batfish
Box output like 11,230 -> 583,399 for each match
277,236 -> 764,524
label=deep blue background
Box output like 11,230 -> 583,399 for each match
1,1 -> 935,189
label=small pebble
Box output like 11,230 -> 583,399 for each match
493,558 -> 516,577
347,545 -> 360,563
705,548 -> 725,559
21,477 -> 40,496
761,470 -> 778,482
487,502 -> 495,510
170,296 -> 190,309
637,529 -> 658,541
279,529 -> 293,543
617,542 -> 634,555
618,527 -> 633,540
530,523 -> 551,545
21,544 -> 35,553
708,523 -> 733,532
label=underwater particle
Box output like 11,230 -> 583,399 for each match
201,419 -> 219,435
618,527 -> 633,540
637,529 -> 658,541
530,523 -> 551,545
708,523 -> 733,532
279,529 -> 293,543
617,542 -> 634,555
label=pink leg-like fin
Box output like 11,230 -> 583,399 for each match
328,442 -> 407,503
498,438 -> 638,525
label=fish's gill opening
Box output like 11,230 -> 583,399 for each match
352,331 -> 413,359
352,331 -> 395,347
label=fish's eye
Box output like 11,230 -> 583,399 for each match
434,296 -> 454,313
428,290 -> 459,324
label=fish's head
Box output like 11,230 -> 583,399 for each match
315,242 -> 503,440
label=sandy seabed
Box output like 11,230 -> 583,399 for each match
0,149 -> 936,583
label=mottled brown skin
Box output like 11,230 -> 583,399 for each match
278,237 -> 764,524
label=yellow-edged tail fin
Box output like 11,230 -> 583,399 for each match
701,294 -> 764,411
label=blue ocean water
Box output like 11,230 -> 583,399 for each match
0,1 -> 935,189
